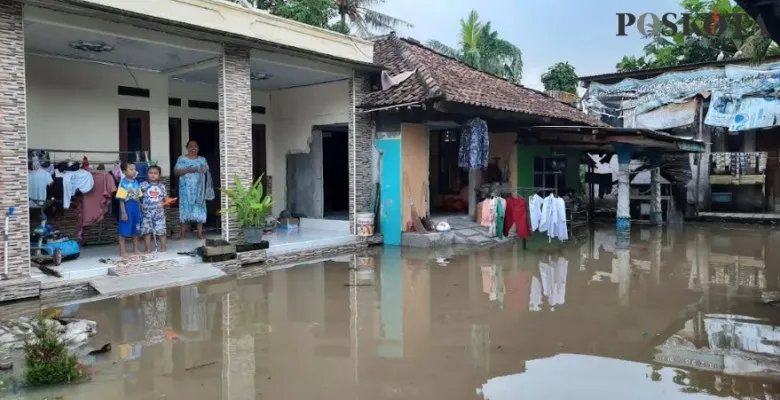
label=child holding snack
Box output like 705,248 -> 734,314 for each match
116,162 -> 143,257
140,165 -> 168,253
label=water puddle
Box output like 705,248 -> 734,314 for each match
4,224 -> 780,399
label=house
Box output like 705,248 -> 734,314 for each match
358,33 -> 603,245
0,0 -> 378,301
580,57 -> 780,219
359,34 -> 702,246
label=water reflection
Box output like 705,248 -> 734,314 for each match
9,225 -> 780,399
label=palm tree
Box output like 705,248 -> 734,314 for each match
426,10 -> 523,83
334,0 -> 413,37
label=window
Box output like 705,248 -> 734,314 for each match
533,156 -> 566,190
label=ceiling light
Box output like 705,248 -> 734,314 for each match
250,72 -> 272,81
68,40 -> 115,53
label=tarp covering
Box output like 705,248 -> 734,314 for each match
584,61 -> 780,132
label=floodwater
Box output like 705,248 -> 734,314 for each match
6,224 -> 780,399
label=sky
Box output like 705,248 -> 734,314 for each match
375,0 -> 685,91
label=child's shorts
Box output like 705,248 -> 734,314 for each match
118,200 -> 142,237
141,207 -> 167,236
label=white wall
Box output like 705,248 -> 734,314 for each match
168,80 -> 270,147
26,55 -> 170,171
25,55 -> 272,176
269,80 -> 350,215
26,54 -> 351,217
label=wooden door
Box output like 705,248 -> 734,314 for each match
119,109 -> 151,163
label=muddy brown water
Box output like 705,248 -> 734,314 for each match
5,224 -> 780,399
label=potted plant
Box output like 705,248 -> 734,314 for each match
219,174 -> 272,243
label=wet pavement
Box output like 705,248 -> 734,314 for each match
5,224 -> 780,399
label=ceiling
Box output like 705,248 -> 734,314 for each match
24,19 -> 216,72
173,59 -> 348,91
24,11 -> 351,91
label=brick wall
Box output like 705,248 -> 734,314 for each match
348,71 -> 375,234
0,1 -> 30,278
218,44 -> 253,242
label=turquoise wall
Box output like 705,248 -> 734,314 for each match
377,138 -> 402,246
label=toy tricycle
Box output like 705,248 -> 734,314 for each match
30,212 -> 80,266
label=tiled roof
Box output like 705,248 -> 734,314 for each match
361,34 -> 602,126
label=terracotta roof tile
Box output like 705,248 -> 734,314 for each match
361,34 -> 602,126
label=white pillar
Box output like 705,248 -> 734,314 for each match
650,167 -> 663,226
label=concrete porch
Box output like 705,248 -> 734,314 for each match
27,218 -> 369,299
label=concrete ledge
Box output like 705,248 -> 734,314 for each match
401,232 -> 455,248
265,242 -> 366,265
0,278 -> 41,302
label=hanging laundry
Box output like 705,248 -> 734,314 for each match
135,161 -> 149,184
62,169 -> 95,209
539,194 -> 568,242
73,170 -> 117,241
759,152 -> 768,174
495,197 -> 506,239
538,194 -> 555,233
480,200 -> 492,227
486,197 -> 498,236
550,197 -> 569,242
503,196 -> 531,239
458,118 -> 489,170
529,194 -> 543,231
29,168 -> 54,209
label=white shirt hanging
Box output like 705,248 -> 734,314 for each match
529,194 -> 543,231
538,194 -> 555,233
551,197 -> 569,242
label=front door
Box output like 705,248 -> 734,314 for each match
188,120 -> 220,229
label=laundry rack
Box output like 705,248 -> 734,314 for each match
29,148 -> 151,166
497,186 -> 589,245
27,148 -> 153,246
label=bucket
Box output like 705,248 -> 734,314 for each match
356,212 -> 375,237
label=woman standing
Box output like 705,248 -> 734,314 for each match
175,139 -> 209,239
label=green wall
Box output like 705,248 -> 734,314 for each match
516,144 -> 582,191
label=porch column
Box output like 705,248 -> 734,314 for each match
348,71 -> 374,234
218,44 -> 253,242
650,168 -> 663,225
649,152 -> 663,226
615,144 -> 634,250
0,1 -> 31,280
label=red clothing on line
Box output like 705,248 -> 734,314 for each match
503,196 -> 531,239
74,169 -> 117,241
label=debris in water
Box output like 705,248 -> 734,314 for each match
88,343 -> 112,355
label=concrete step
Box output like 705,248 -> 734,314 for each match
90,264 -> 226,296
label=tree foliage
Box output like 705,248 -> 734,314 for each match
334,0 -> 412,37
541,62 -> 578,93
616,0 -> 780,72
228,0 -> 411,37
426,10 -> 523,83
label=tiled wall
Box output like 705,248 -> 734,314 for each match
0,1 -> 30,278
218,44 -> 253,242
349,71 -> 375,234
